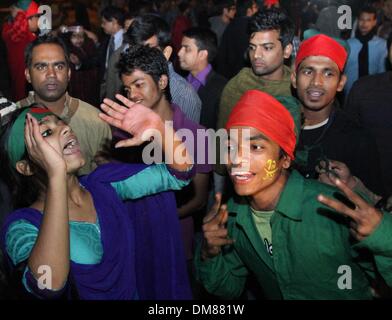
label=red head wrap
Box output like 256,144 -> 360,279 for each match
25,1 -> 39,18
295,34 -> 348,72
225,90 -> 297,160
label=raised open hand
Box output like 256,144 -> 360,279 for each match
201,193 -> 234,260
25,113 -> 66,176
318,177 -> 383,241
99,94 -> 164,148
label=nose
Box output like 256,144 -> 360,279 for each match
128,89 -> 141,103
254,46 -> 263,59
230,144 -> 250,168
310,71 -> 323,87
178,47 -> 184,58
46,65 -> 56,78
60,123 -> 71,136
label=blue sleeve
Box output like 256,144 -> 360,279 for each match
111,163 -> 190,200
5,220 -> 66,299
5,219 -> 38,266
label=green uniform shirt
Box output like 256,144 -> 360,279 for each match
195,170 -> 392,299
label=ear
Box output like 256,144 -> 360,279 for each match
336,74 -> 347,92
68,66 -> 71,82
283,43 -> 293,59
25,68 -> 31,83
290,71 -> 297,89
158,74 -> 169,90
199,49 -> 208,62
281,154 -> 291,170
15,160 -> 34,176
162,46 -> 173,61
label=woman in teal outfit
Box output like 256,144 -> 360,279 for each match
0,95 -> 194,299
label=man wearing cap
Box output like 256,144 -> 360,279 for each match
2,0 -> 41,101
292,33 -> 385,197
194,89 -> 392,299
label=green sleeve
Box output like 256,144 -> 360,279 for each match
111,164 -> 189,200
194,232 -> 248,298
353,212 -> 392,286
5,219 -> 38,266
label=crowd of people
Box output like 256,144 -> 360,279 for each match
0,0 -> 392,300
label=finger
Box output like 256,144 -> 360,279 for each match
349,227 -> 361,241
27,114 -> 39,148
98,112 -> 122,128
204,228 -> 229,239
114,138 -> 142,148
318,160 -> 327,170
317,194 -> 358,221
204,236 -> 234,247
100,103 -> 126,120
30,115 -> 44,145
203,193 -> 222,223
332,178 -> 368,210
218,207 -> 229,226
115,94 -> 137,109
24,114 -> 34,151
102,98 -> 129,114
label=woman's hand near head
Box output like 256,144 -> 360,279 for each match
25,113 -> 67,177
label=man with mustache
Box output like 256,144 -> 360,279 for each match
16,34 -> 112,176
292,33 -> 385,196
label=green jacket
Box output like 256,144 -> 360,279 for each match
195,170 -> 392,299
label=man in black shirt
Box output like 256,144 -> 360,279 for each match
292,33 -> 385,196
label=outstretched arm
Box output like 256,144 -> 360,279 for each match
99,94 -> 193,172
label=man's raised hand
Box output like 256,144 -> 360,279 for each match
201,193 -> 234,260
318,177 -> 383,241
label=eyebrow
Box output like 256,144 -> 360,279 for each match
228,133 -> 269,141
249,41 -> 275,46
299,65 -> 337,72
33,61 -> 66,66
248,133 -> 269,141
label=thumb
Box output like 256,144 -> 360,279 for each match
115,137 -> 142,148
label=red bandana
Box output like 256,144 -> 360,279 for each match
295,34 -> 348,72
226,90 -> 296,160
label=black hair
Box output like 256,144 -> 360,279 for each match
125,14 -> 171,49
24,34 -> 70,69
101,5 -> 126,27
0,105 -> 49,208
217,0 -> 237,12
183,27 -> 218,62
178,1 -> 190,14
117,45 -> 172,102
236,0 -> 256,17
358,5 -> 378,18
248,6 -> 294,48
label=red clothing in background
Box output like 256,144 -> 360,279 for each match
2,12 -> 37,101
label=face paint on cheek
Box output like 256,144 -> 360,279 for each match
263,159 -> 278,180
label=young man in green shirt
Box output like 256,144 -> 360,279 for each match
195,88 -> 392,299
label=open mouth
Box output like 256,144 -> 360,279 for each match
306,89 -> 324,99
230,171 -> 255,184
63,138 -> 81,155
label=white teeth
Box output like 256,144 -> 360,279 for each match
64,139 -> 76,149
232,172 -> 252,176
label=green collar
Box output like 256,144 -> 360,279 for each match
232,170 -> 305,226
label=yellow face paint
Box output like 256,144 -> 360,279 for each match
263,159 -> 278,180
